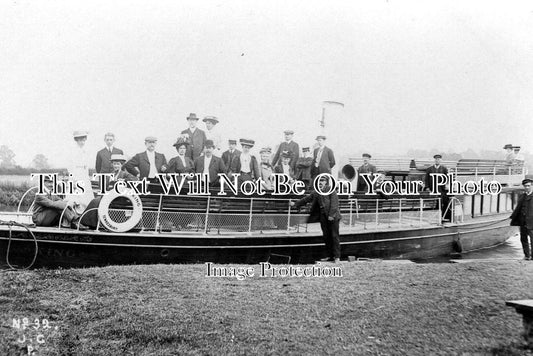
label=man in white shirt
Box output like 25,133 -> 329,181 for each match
125,136 -> 168,179
194,140 -> 226,185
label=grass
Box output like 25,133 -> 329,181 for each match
0,180 -> 34,208
0,261 -> 532,355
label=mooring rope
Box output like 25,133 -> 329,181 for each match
1,220 -> 38,270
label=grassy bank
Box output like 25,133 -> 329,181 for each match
1,261 -> 532,355
0,180 -> 33,208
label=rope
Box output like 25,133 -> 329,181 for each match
1,220 -> 39,270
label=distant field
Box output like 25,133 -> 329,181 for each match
0,175 -> 34,186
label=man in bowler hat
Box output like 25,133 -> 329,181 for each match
510,178 -> 533,260
181,113 -> 207,160
312,135 -> 335,179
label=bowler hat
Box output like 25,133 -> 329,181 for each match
110,154 -> 127,162
503,144 -> 513,149
433,154 -> 442,159
186,113 -> 199,120
203,116 -> 219,124
204,140 -> 215,148
362,153 -> 371,158
239,138 -> 255,147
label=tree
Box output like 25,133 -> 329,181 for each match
32,154 -> 50,170
0,145 -> 16,168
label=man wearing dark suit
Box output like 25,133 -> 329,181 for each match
311,135 -> 336,179
180,113 -> 207,161
194,140 -> 227,185
291,176 -> 342,262
425,154 -> 450,219
357,153 -> 377,192
510,178 -> 533,260
272,130 -> 300,170
124,136 -> 167,179
95,132 -> 124,173
221,139 -> 241,174
32,177 -> 81,228
295,147 -> 314,188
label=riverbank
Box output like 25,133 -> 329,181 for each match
1,261 -> 532,355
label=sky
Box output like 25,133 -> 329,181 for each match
1,0 -> 533,168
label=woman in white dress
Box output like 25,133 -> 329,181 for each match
66,131 -> 95,214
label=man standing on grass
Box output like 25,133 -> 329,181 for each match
510,178 -> 533,260
290,176 -> 341,263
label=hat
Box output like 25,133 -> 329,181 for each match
362,153 -> 372,158
43,176 -> 54,183
110,154 -> 127,162
186,113 -> 199,120
302,147 -> 310,152
228,139 -> 237,145
284,130 -> 294,135
316,135 -> 326,140
73,130 -> 88,138
513,146 -> 521,150
433,154 -> 442,159
522,178 -> 533,185
260,147 -> 272,154
240,138 -> 255,147
173,138 -> 189,148
203,116 -> 219,124
503,144 -> 513,149
145,136 -> 157,142
204,140 -> 215,148
281,150 -> 293,159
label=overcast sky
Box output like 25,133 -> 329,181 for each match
1,0 -> 533,167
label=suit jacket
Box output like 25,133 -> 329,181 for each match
95,147 -> 124,173
32,192 -> 77,226
124,151 -> 167,179
510,193 -> 533,228
168,155 -> 195,174
194,155 -> 227,183
272,141 -> 300,170
274,164 -> 295,179
357,163 -> 377,191
181,128 -> 207,160
295,157 -> 314,181
221,149 -> 241,174
295,188 -> 342,223
425,165 -> 449,192
312,146 -> 336,175
235,155 -> 261,180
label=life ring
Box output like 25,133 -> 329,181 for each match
98,189 -> 143,232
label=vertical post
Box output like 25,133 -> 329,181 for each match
248,198 -> 253,235
398,199 -> 402,226
155,194 -> 163,232
204,196 -> 210,234
287,199 -> 291,234
419,198 -> 423,227
475,167 -> 478,181
375,199 -> 379,229
438,197 -> 442,226
349,200 -> 353,231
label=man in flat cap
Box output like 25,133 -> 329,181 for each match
181,113 -> 207,161
357,153 -> 377,192
95,132 -> 124,174
194,140 -> 226,185
236,139 -> 260,182
222,139 -> 241,175
312,135 -> 336,180
125,137 -> 167,179
425,154 -> 450,219
272,130 -> 299,171
203,116 -> 222,157
511,178 -> 533,260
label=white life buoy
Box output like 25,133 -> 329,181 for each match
98,189 -> 143,232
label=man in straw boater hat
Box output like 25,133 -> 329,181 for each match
311,135 -> 336,180
203,115 -> 222,157
194,140 -> 226,185
181,113 -> 207,161
236,138 -> 260,183
95,132 -> 124,174
124,136 -> 167,180
291,175 -> 342,263
357,153 -> 377,192
272,129 -> 300,171
510,178 -> 533,260
81,154 -> 138,229
222,139 -> 241,175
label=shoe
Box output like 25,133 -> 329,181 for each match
334,258 -> 340,263
525,256 -> 532,261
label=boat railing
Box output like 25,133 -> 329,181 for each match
104,196 -> 443,234
17,186 -> 38,214
443,197 -> 464,224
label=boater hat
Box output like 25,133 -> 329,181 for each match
203,116 -> 219,124
73,130 -> 88,138
186,113 -> 199,120
503,144 -> 513,149
284,130 -> 294,135
145,136 -> 157,142
240,138 -> 255,147
110,154 -> 127,162
228,139 -> 237,145
302,147 -> 310,152
433,154 -> 442,159
316,135 -> 326,140
260,147 -> 272,154
362,153 -> 371,158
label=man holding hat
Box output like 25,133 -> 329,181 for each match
272,130 -> 299,170
95,132 -> 124,174
203,116 -> 222,157
222,139 -> 241,175
125,137 -> 167,179
181,113 -> 207,160
312,135 -> 336,179
357,153 -> 377,192
236,138 -> 260,182
510,178 -> 533,260
194,140 -> 226,185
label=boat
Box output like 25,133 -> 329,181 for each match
0,157 -> 526,268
